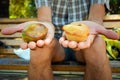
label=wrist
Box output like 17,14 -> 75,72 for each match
38,17 -> 52,22
89,19 -> 103,25
88,16 -> 104,25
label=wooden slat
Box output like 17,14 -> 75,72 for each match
0,15 -> 120,22
0,15 -> 119,23
0,21 -> 120,30
0,24 -> 18,30
110,61 -> 120,73
0,18 -> 37,23
0,65 -> 85,71
0,62 -> 119,73
0,39 -> 23,46
52,65 -> 85,72
110,61 -> 120,68
103,21 -> 120,28
0,49 -> 14,54
112,68 -> 120,73
104,15 -> 120,21
0,55 -> 18,58
0,65 -> 28,70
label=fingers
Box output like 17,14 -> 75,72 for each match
20,43 -> 28,50
20,42 -> 36,50
44,33 -> 54,45
59,37 -> 65,44
21,34 -> 53,50
59,34 -> 96,50
60,39 -> 69,48
59,37 -> 67,47
59,37 -> 78,49
20,40 -> 44,50
28,42 -> 36,49
36,40 -> 45,47
97,29 -> 119,40
59,32 -> 66,44
68,41 -> 77,48
20,38 -> 53,50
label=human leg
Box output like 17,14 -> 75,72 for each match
28,38 -> 65,80
75,36 -> 112,80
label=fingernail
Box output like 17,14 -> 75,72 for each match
45,39 -> 51,45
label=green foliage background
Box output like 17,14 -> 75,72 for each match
9,0 -> 37,18
9,0 -> 120,19
106,0 -> 120,14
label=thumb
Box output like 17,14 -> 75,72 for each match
1,24 -> 24,35
97,29 -> 119,40
1,21 -> 38,35
44,32 -> 54,45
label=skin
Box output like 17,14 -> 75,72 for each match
1,4 -> 119,80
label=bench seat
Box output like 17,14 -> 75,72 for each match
0,58 -> 119,73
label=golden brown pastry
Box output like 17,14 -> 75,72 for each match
62,22 -> 90,42
22,23 -> 48,42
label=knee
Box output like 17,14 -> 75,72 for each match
90,36 -> 106,55
30,50 -> 52,66
30,39 -> 58,65
92,36 -> 106,50
83,36 -> 108,65
92,36 -> 107,60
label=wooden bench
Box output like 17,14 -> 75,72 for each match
0,16 -> 120,73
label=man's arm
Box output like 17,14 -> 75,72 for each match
1,6 -> 52,35
37,6 -> 52,22
34,0 -> 52,22
88,4 -> 105,25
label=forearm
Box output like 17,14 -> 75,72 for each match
37,6 -> 52,22
37,6 -> 55,35
88,4 -> 105,25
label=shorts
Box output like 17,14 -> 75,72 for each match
63,47 -> 77,61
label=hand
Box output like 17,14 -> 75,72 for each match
59,21 -> 119,50
1,21 -> 55,49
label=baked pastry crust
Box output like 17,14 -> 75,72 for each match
22,23 -> 48,42
63,22 -> 90,42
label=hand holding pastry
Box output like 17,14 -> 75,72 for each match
1,21 -> 55,49
59,21 -> 119,50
